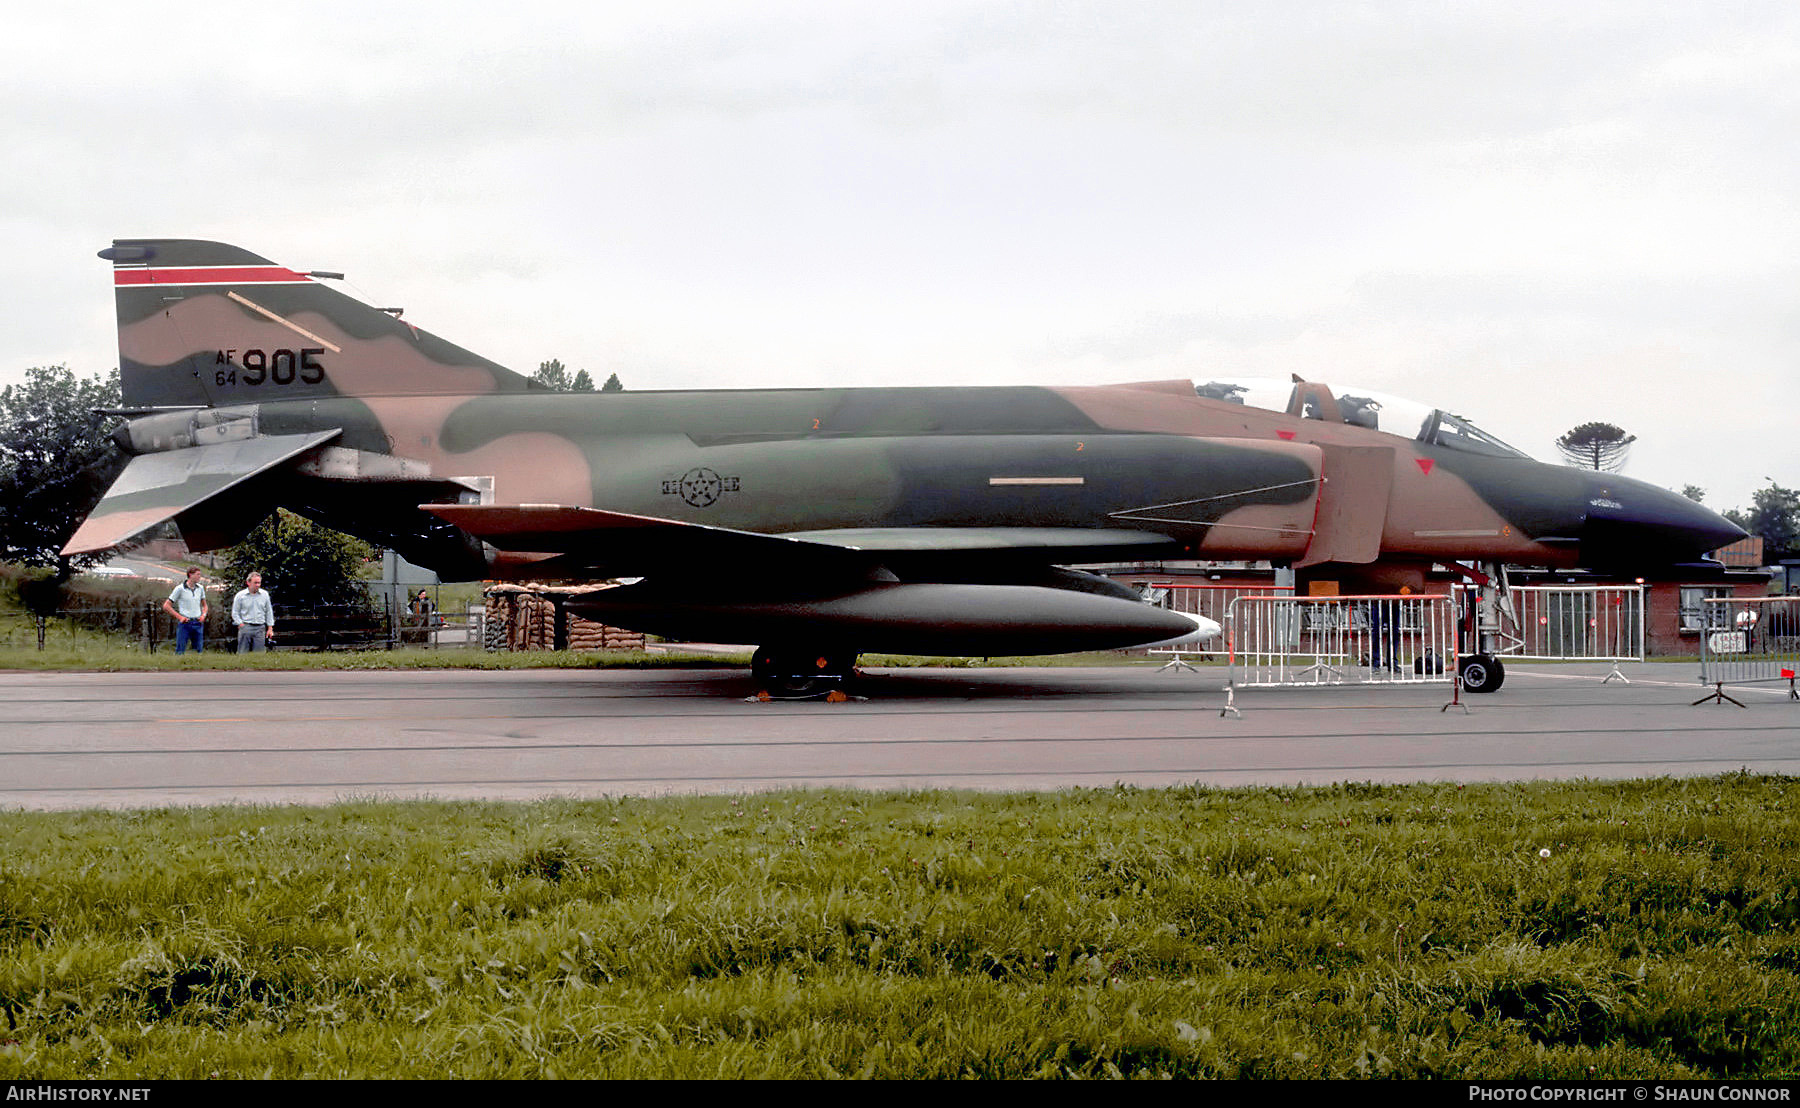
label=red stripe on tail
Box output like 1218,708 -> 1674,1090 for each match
114,266 -> 311,286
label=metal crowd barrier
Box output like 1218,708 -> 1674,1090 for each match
1147,583 -> 1297,627
1224,594 -> 1459,709
1454,583 -> 1644,682
1141,583 -> 1293,671
1696,596 -> 1800,706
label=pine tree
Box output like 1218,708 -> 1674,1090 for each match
531,358 -> 572,390
1555,422 -> 1636,471
532,359 -> 598,392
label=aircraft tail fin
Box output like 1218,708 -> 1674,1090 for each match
101,238 -> 536,408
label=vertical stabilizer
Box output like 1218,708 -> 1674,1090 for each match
102,238 -> 535,408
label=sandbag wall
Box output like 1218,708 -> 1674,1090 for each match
483,584 -> 646,652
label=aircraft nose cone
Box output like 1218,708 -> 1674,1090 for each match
1578,475 -> 1747,568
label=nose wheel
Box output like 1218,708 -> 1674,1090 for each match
1458,653 -> 1505,693
751,646 -> 859,698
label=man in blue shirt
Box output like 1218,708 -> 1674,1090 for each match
161,567 -> 209,654
232,572 -> 277,653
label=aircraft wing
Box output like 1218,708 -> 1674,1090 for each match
422,504 -> 1179,573
61,431 -> 341,556
422,504 -> 858,568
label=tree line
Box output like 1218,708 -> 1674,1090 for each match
530,358 -> 622,393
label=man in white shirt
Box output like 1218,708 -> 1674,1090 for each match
161,567 -> 208,654
232,572 -> 277,653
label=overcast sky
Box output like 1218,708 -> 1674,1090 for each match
4,1 -> 1794,511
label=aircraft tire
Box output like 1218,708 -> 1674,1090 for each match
1459,654 -> 1505,694
752,646 -> 858,697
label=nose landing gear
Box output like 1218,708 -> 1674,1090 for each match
1457,653 -> 1505,694
1454,560 -> 1513,694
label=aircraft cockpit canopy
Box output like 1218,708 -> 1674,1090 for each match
1194,377 -> 1533,460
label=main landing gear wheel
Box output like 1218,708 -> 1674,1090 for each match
1458,654 -> 1505,694
751,646 -> 859,698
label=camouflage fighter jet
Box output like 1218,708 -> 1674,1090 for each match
66,239 -> 1744,692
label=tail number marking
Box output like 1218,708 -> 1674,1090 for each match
214,348 -> 326,388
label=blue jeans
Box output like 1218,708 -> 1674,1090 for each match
175,620 -> 204,654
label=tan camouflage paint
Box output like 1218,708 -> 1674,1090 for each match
76,239 -> 1742,604
1053,380 -> 1570,568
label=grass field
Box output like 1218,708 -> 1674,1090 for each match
3,775 -> 1796,1078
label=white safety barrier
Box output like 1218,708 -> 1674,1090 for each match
1454,584 -> 1644,681
1225,594 -> 1459,694
1141,583 -> 1293,671
1696,596 -> 1800,705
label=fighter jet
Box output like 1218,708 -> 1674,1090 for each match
66,239 -> 1745,692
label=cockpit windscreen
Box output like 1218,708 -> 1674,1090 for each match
1423,411 -> 1531,459
1194,377 -> 1534,460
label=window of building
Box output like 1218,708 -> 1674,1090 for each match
1678,586 -> 1732,632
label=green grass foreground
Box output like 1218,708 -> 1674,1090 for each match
3,777 -> 1797,1079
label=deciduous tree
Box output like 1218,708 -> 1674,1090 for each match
222,510 -> 376,613
1726,482 -> 1800,562
0,365 -> 124,573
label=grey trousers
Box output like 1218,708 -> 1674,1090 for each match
237,625 -> 268,653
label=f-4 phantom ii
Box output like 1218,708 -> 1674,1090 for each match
66,239 -> 1745,692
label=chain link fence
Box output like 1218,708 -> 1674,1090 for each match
7,600 -> 487,652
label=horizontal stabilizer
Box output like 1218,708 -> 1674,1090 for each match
61,430 -> 339,556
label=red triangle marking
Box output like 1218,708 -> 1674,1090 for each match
1276,430 -> 1296,441
1416,458 -> 1435,476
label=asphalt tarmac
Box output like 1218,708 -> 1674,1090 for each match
2,662 -> 1795,810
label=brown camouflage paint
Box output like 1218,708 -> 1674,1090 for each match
73,239 -> 1742,604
